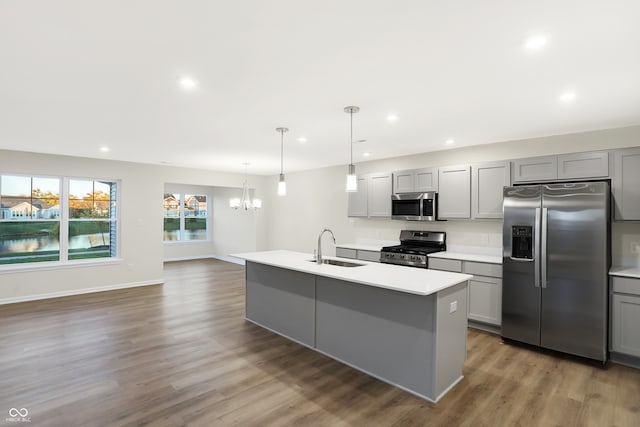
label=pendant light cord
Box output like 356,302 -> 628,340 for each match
280,129 -> 284,175
350,110 -> 353,166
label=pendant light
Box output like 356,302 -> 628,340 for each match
276,127 -> 289,196
344,106 -> 360,192
229,163 -> 262,210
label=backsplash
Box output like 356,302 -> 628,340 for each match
352,218 -> 640,267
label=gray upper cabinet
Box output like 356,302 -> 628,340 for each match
414,168 -> 438,192
557,151 -> 609,180
438,165 -> 471,219
367,172 -> 392,217
393,167 -> 438,193
471,161 -> 510,219
348,173 -> 392,218
614,147 -> 640,221
393,170 -> 414,193
512,156 -> 558,183
347,175 -> 368,217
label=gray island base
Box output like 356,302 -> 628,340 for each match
240,252 -> 470,402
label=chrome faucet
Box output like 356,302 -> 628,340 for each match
316,228 -> 336,264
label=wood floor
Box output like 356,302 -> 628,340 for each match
1,259 -> 639,427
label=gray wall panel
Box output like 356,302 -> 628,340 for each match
245,262 -> 316,346
315,276 -> 437,398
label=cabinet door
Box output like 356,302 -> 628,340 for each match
393,170 -> 414,193
348,176 -> 368,217
558,151 -> 609,180
368,173 -> 392,217
512,156 -> 558,183
472,161 -> 510,219
612,293 -> 640,357
614,148 -> 640,221
414,168 -> 438,192
468,276 -> 502,326
438,165 -> 471,219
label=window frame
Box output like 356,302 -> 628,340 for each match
163,192 -> 209,243
0,173 -> 121,271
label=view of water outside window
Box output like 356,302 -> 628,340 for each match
68,179 -> 117,260
163,193 -> 207,241
0,175 -> 117,265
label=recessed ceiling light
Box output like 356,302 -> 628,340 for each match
386,114 -> 398,122
525,35 -> 548,50
445,139 -> 455,145
100,146 -> 110,152
559,92 -> 576,103
179,76 -> 198,90
297,137 -> 307,143
363,152 -> 371,157
353,139 -> 367,144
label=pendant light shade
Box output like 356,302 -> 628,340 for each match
276,127 -> 289,196
344,106 -> 360,192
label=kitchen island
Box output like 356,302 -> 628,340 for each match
232,250 -> 472,402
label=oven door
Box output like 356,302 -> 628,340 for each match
391,193 -> 423,220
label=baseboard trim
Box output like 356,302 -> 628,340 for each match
0,279 -> 164,305
163,254 -> 214,262
212,255 -> 245,265
163,255 -> 245,265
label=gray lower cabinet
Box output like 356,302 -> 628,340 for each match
471,161 -> 510,219
430,258 -> 502,328
611,276 -> 640,358
336,247 -> 380,263
613,148 -> 640,221
438,165 -> 471,219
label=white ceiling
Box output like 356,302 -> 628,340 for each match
1,1 -> 639,175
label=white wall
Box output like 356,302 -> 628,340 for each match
263,125 -> 640,267
0,150 -> 267,302
163,184 -> 259,262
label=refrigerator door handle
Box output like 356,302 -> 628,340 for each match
541,207 -> 548,288
534,208 -> 541,288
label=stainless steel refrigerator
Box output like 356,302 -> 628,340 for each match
502,182 -> 610,362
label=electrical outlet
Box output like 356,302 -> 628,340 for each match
631,242 -> 640,255
450,301 -> 458,313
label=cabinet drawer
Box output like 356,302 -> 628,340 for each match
336,247 -> 357,259
611,276 -> 640,296
429,258 -> 463,272
464,261 -> 502,278
357,250 -> 380,262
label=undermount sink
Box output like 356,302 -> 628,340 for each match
308,259 -> 365,267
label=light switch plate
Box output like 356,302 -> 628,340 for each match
450,301 -> 457,313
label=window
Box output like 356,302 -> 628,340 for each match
68,179 -> 117,260
163,193 -> 208,241
0,174 -> 118,266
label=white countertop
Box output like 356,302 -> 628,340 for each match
428,251 -> 503,264
609,267 -> 640,279
232,250 -> 472,296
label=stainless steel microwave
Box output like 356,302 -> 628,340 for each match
391,192 -> 438,221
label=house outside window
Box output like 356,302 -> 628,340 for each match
0,174 -> 119,266
163,193 -> 208,242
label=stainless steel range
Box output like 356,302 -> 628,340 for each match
380,230 -> 446,268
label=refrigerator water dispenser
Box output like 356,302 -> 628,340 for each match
512,225 -> 533,259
